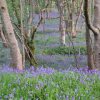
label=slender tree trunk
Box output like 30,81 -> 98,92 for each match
57,0 -> 66,45
20,0 -> 25,68
71,0 -> 77,38
0,0 -> 23,70
60,8 -> 66,45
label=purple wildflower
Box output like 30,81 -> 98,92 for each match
66,96 -> 69,100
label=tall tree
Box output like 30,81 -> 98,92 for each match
56,0 -> 66,45
0,0 -> 23,70
84,0 -> 100,70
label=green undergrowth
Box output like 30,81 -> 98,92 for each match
43,46 -> 87,55
0,71 -> 100,100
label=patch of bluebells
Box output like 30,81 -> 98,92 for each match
1,66 -> 99,75
1,65 -> 100,75
1,65 -> 100,84
1,65 -> 100,85
0,65 -> 24,73
0,66 -> 100,99
61,66 -> 100,76
0,65 -> 55,76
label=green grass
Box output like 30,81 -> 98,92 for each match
43,46 -> 86,55
0,72 -> 100,100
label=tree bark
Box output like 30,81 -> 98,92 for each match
84,0 -> 100,70
71,0 -> 77,38
0,0 -> 23,70
86,26 -> 95,69
92,0 -> 100,69
60,8 -> 66,45
57,0 -> 66,45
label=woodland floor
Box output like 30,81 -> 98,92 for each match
0,10 -> 87,69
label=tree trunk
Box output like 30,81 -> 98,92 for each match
93,0 -> 100,69
71,0 -> 77,38
60,8 -> 66,45
84,0 -> 100,70
94,36 -> 100,69
57,0 -> 66,45
86,26 -> 95,69
0,0 -> 23,70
